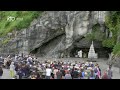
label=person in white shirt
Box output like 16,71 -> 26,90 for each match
27,56 -> 33,65
15,55 -> 18,61
45,66 -> 52,79
4,58 -> 7,68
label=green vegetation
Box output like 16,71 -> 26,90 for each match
113,43 -> 120,56
85,23 -> 105,41
85,33 -> 94,41
85,11 -> 120,56
102,38 -> 115,48
0,11 -> 42,37
0,11 -> 120,56
104,11 -> 120,56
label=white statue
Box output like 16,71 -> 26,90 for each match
88,41 -> 98,59
78,50 -> 82,58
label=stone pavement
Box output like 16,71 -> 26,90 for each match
2,69 -> 11,79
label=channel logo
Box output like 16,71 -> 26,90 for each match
7,16 -> 23,21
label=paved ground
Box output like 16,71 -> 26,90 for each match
2,69 -> 11,79
1,58 -> 120,79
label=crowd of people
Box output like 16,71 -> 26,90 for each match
0,54 -> 113,79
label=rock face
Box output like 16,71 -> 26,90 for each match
0,11 -> 109,58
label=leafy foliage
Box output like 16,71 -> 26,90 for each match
113,43 -> 120,56
102,38 -> 115,48
0,11 -> 42,37
104,11 -> 120,55
85,23 -> 105,41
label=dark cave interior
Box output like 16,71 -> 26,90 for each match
70,46 -> 112,58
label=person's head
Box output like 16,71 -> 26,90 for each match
47,66 -> 50,68
75,68 -> 77,70
54,66 -> 57,69
11,62 -> 14,65
95,66 -> 97,68
52,67 -> 54,69
66,71 -> 70,74
95,63 -> 98,66
90,62 -> 92,64
58,69 -> 60,72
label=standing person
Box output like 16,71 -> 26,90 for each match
14,54 -> 18,61
107,65 -> 113,79
15,63 -> 19,72
94,65 -> 98,78
89,70 -> 95,79
65,71 -> 72,79
72,68 -> 79,79
17,68 -> 23,79
30,71 -> 37,79
56,69 -> 62,79
3,58 -> 7,68
6,59 -> 11,69
0,66 -> 3,79
80,69 -> 85,79
97,66 -> 101,79
23,64 -> 29,77
79,72 -> 83,79
20,64 -> 26,77
60,67 -> 65,79
27,55 -> 33,64
10,62 -> 15,78
102,70 -> 108,79
7,55 -> 11,60
71,66 -> 75,79
45,66 -> 52,79
36,71 -> 41,79
53,67 -> 58,79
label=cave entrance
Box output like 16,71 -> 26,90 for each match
95,47 -> 112,58
70,47 -> 89,58
70,47 -> 112,59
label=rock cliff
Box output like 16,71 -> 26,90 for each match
0,11 -> 109,58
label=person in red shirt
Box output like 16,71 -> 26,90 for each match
102,70 -> 108,79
